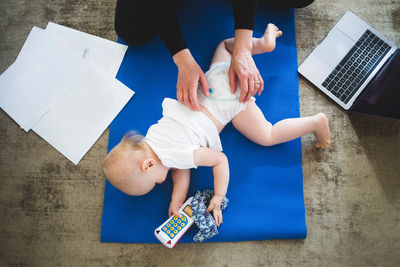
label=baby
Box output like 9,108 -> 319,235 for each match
104,24 -> 330,226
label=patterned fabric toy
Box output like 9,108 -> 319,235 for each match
191,190 -> 229,242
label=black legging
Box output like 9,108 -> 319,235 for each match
115,0 -> 314,55
115,0 -> 188,55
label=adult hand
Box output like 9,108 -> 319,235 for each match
229,29 -> 264,103
173,49 -> 209,111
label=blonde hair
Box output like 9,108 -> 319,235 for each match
103,131 -> 147,191
120,131 -> 146,150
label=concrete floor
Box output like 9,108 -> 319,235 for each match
0,0 -> 399,266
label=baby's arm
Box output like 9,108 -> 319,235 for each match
194,147 -> 229,226
169,169 -> 190,217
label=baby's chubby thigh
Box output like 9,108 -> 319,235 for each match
231,99 -> 273,146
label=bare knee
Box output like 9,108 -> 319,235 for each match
253,126 -> 276,147
258,134 -> 275,146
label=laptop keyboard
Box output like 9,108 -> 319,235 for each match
322,29 -> 391,104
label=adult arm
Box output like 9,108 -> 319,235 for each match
229,0 -> 264,102
173,49 -> 209,111
152,0 -> 209,110
169,169 -> 191,217
193,147 -> 229,226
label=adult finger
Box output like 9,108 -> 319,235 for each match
257,73 -> 264,96
244,75 -> 256,102
177,86 -> 183,103
189,83 -> 200,111
182,87 -> 191,109
200,73 -> 210,97
251,79 -> 260,99
238,74 -> 249,103
228,67 -> 237,94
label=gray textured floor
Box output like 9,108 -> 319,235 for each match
0,0 -> 399,266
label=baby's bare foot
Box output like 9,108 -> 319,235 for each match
313,113 -> 330,149
261,23 -> 283,52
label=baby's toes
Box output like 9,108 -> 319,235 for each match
320,142 -> 329,149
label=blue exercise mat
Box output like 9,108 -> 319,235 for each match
101,0 -> 306,243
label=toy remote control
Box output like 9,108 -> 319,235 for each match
154,197 -> 194,249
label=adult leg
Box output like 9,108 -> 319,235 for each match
114,0 -> 156,46
258,0 -> 315,8
114,0 -> 184,46
232,101 -> 330,148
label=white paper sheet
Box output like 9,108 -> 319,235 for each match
0,24 -> 133,164
45,22 -> 128,78
0,27 -> 89,131
32,68 -> 134,165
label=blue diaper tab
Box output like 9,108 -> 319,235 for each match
191,190 -> 229,242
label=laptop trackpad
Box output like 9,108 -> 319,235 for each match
317,28 -> 355,69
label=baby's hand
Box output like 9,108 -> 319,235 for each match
168,200 -> 183,218
206,195 -> 224,227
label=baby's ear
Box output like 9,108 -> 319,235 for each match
141,158 -> 156,171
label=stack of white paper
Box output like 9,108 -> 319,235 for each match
0,23 -> 134,165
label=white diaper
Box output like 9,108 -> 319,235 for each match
198,61 -> 255,126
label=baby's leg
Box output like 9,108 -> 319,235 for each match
210,23 -> 283,66
232,101 -> 330,148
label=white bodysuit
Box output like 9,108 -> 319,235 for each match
145,61 -> 253,169
145,98 -> 222,169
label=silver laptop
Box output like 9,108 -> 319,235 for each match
298,11 -> 398,115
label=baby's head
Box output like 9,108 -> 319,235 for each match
103,131 -> 169,196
